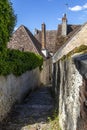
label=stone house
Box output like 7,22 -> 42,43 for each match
8,14 -> 82,58
53,21 -> 87,63
35,14 -> 81,55
7,25 -> 44,57
52,14 -> 87,130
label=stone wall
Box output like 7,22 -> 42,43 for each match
40,58 -> 52,85
53,23 -> 87,63
52,54 -> 87,130
0,68 -> 40,122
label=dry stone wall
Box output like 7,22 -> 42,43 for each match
0,68 -> 40,122
52,54 -> 87,130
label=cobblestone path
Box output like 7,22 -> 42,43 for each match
0,85 -> 55,130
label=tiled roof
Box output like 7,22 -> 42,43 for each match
53,22 -> 87,63
55,24 -> 81,52
8,23 -> 82,56
8,25 -> 44,57
67,25 -> 81,37
46,30 -> 57,53
35,24 -> 81,54
24,26 -> 43,56
35,30 -> 57,53
57,24 -> 81,36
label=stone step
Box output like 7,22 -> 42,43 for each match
1,85 -> 55,130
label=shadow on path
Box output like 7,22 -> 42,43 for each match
0,85 -> 55,130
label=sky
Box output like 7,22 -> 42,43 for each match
11,0 -> 87,33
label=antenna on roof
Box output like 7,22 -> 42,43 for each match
65,3 -> 68,15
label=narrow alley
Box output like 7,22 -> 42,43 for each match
0,85 -> 55,130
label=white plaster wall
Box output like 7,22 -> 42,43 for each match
0,68 -> 40,121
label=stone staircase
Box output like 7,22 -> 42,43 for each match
0,85 -> 55,130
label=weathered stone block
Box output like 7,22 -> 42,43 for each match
52,54 -> 87,130
0,68 -> 40,122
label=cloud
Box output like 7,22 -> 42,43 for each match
57,18 -> 61,21
83,3 -> 87,9
69,3 -> 87,11
69,5 -> 82,11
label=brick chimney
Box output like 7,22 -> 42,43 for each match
62,14 -> 67,36
41,23 -> 46,49
41,23 -> 48,58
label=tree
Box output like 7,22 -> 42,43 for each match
0,0 -> 16,49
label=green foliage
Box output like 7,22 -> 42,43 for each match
0,49 -> 43,76
47,117 -> 61,130
0,0 -> 16,49
61,45 -> 87,61
46,111 -> 61,130
0,1 -> 43,76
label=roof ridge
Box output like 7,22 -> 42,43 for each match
53,22 -> 87,62
63,23 -> 86,44
22,26 -> 44,57
22,26 -> 40,50
12,25 -> 25,36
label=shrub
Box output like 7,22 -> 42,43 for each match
0,49 -> 43,76
0,0 -> 16,49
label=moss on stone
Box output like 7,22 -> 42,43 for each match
61,45 -> 87,61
